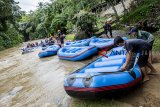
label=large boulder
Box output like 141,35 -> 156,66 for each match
74,31 -> 90,40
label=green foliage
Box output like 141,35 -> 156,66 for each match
6,27 -> 22,46
20,16 -> 31,22
65,33 -> 75,40
112,0 -> 160,33
0,27 -> 22,51
96,16 -> 106,29
153,34 -> 160,52
122,0 -> 160,23
66,21 -> 74,31
18,0 -> 100,40
122,5 -> 150,23
30,32 -> 41,39
0,0 -> 23,50
73,10 -> 97,32
50,14 -> 67,33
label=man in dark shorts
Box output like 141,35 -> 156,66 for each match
114,36 -> 157,82
103,21 -> 113,38
129,27 -> 155,63
60,34 -> 65,45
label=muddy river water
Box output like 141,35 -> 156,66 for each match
0,31 -> 130,107
0,44 -> 96,107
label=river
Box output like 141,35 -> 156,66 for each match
0,30 -> 127,107
0,44 -> 96,107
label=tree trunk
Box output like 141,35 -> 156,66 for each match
0,20 -> 8,32
23,31 -> 30,42
80,0 -> 84,9
109,1 -> 119,22
121,0 -> 128,14
136,0 -> 139,5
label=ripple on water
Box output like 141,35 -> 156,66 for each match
0,44 -> 97,107
0,86 -> 23,107
0,60 -> 18,71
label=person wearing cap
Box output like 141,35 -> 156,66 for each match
57,30 -> 62,44
129,27 -> 154,45
58,30 -> 63,36
129,27 -> 155,63
103,21 -> 113,38
114,36 -> 157,82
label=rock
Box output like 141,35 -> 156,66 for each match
74,31 -> 90,40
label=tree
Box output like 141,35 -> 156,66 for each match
73,10 -> 97,37
0,0 -> 22,50
121,0 -> 128,14
50,14 -> 67,33
18,0 -> 100,40
105,0 -> 119,21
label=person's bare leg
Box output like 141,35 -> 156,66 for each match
105,34 -> 109,38
146,66 -> 151,74
146,62 -> 157,73
141,66 -> 150,82
109,30 -> 113,38
148,51 -> 153,63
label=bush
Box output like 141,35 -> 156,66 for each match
50,14 -> 67,33
153,33 -> 160,52
73,10 -> 97,33
0,27 -> 22,51
122,0 -> 160,23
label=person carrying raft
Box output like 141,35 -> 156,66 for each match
114,36 -> 157,82
129,27 -> 155,63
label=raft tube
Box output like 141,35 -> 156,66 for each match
64,36 -> 96,47
21,48 -> 34,54
89,37 -> 128,49
38,45 -> 60,58
58,46 -> 98,61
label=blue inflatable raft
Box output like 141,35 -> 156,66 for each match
42,45 -> 49,50
21,48 -> 34,54
64,38 -> 92,47
58,46 -> 98,61
38,45 -> 60,58
64,47 -> 142,98
89,37 -> 128,49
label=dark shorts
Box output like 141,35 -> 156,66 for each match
60,40 -> 64,44
127,52 -> 149,69
138,55 -> 149,67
